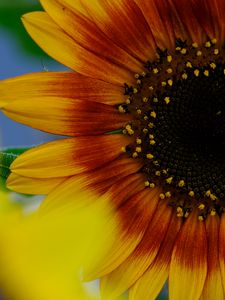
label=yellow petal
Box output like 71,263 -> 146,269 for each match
22,12 -> 134,85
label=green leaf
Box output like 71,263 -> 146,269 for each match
0,148 -> 28,190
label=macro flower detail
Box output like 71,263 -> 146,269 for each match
1,0 -> 225,299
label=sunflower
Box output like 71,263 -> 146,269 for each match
1,0 -> 225,299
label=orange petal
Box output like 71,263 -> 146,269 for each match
0,71 -> 124,108
40,0 -> 143,75
200,215 -> 224,300
100,199 -> 172,299
219,213 -> 225,296
81,0 -> 156,62
22,12 -> 134,85
85,188 -> 161,281
169,211 -> 207,300
169,0 -> 206,44
10,135 -> 129,178
2,97 -> 130,136
7,173 -> 67,195
129,214 -> 181,300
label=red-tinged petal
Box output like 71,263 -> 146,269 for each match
135,0 -> 175,50
100,200 -> 172,299
7,173 -> 67,195
219,214 -> 225,296
40,0 -> 143,76
169,211 -> 207,300
84,188 -> 161,281
81,0 -> 156,62
41,172 -> 146,215
169,0 -> 206,44
10,135 -> 129,178
130,214 -> 182,300
2,97 -> 130,136
22,12 -> 135,85
0,72 -> 124,108
200,215 -> 224,300
190,0 -> 225,44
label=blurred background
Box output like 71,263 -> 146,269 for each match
0,0 -> 66,148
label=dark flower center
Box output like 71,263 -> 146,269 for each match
120,39 -> 225,219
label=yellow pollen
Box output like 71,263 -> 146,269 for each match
142,97 -> 148,102
198,204 -> 205,210
178,180 -> 185,187
136,79 -> 141,84
192,42 -> 198,48
149,86 -> 154,90
155,170 -> 161,176
144,181 -> 150,187
210,209 -> 216,216
149,183 -> 155,188
153,97 -> 158,103
126,98 -> 130,104
143,115 -> 148,120
162,169 -> 168,174
198,215 -> 204,221
153,68 -> 159,74
136,138 -> 142,144
137,109 -> 142,114
224,69 -> 225,75
176,46 -> 181,51
166,177 -> 173,184
149,134 -> 154,139
194,69 -> 200,77
134,73 -> 139,79
143,128 -> 148,133
150,140 -> 156,145
189,190 -> 195,197
146,153 -> 154,159
204,70 -> 209,77
176,207 -> 184,217
118,105 -> 126,113
186,62 -> 193,68
166,68 -> 173,74
205,190 -> 211,197
164,96 -> 170,104
184,212 -> 189,218
210,194 -> 217,201
132,152 -> 138,158
177,207 -> 183,213
133,88 -> 138,94
165,191 -> 171,198
196,50 -> 202,56
153,160 -> 159,166
211,38 -> 217,44
214,48 -> 219,55
148,122 -> 154,128
205,41 -> 211,47
125,124 -> 134,135
142,72 -> 146,77
135,146 -> 142,153
159,193 -> 165,199
167,55 -> 173,62
182,73 -> 188,80
121,146 -> 126,153
210,62 -> 216,69
168,79 -> 173,86
161,81 -> 167,86
180,48 -> 187,54
150,111 -> 157,118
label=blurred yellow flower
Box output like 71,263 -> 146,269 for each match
0,191 -> 120,300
